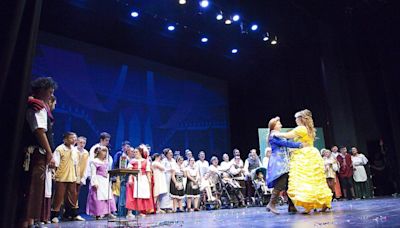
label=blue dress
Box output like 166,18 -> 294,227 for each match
267,135 -> 302,188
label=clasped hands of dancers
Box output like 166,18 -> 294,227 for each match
265,109 -> 332,215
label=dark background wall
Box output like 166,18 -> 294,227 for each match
1,0 -> 399,225
35,0 -> 399,169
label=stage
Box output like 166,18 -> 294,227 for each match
45,197 -> 400,227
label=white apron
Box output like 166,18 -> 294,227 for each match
133,173 -> 151,199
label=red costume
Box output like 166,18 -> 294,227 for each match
337,154 -> 353,178
125,158 -> 154,213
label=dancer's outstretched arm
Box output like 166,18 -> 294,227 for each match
274,130 -> 297,139
270,136 -> 302,148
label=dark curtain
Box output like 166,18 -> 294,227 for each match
0,0 -> 43,225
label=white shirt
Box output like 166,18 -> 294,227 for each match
26,108 -> 48,154
262,157 -> 270,169
332,151 -> 340,158
185,166 -> 199,179
220,161 -> 232,172
230,158 -> 244,167
183,158 -> 196,168
26,108 -> 47,132
352,154 -> 368,182
196,160 -> 209,178
208,165 -> 221,173
162,158 -> 176,175
229,159 -> 245,178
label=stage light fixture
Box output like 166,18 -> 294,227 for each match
131,11 -> 139,18
240,22 -> 248,34
201,37 -> 208,43
200,0 -> 209,8
225,19 -> 232,25
263,32 -> 270,41
168,25 -> 175,31
271,36 -> 278,45
232,14 -> 240,22
251,24 -> 258,31
231,49 -> 238,54
216,13 -> 223,20
179,0 -> 186,4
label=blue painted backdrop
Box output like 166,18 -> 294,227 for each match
32,32 -> 230,158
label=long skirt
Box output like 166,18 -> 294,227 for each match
288,147 -> 332,211
86,186 -> 116,216
170,179 -> 185,199
126,181 -> 154,212
185,179 -> 200,198
160,173 -> 173,209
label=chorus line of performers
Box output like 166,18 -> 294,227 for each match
19,77 -> 335,228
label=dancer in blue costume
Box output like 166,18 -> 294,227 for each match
266,117 -> 303,215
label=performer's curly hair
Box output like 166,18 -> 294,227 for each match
295,109 -> 316,140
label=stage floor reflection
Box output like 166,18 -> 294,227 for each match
46,197 -> 400,227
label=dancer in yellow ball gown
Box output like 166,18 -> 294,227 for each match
275,109 -> 332,214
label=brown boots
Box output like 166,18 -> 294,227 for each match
267,190 -> 298,215
266,189 -> 280,215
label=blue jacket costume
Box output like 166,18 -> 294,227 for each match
267,135 -> 302,188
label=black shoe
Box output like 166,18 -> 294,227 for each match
288,205 -> 297,213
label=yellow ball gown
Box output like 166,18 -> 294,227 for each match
287,126 -> 332,211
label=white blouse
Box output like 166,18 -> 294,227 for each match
196,160 -> 209,178
220,161 -> 232,172
351,154 -> 368,182
186,166 -> 198,177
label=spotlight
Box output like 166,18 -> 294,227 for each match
232,14 -> 240,22
216,13 -> 223,20
199,0 -> 209,8
201,37 -> 208,43
263,32 -> 270,41
179,0 -> 186,4
168,25 -> 175,31
251,24 -> 258,31
231,49 -> 238,54
270,36 -> 278,45
225,19 -> 232,25
130,11 -> 139,18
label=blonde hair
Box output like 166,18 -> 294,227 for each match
295,109 -> 316,140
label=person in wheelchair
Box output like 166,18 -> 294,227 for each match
254,171 -> 270,195
201,156 -> 220,202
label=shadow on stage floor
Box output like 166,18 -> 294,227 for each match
45,197 -> 400,227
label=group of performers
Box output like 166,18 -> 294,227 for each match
19,77 -> 334,228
